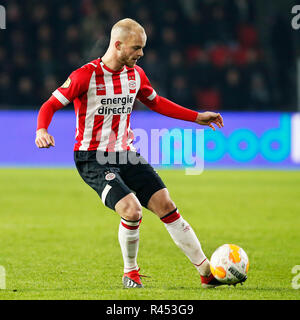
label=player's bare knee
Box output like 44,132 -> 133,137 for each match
122,204 -> 142,221
116,198 -> 142,221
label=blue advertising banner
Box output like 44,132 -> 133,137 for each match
0,110 -> 299,168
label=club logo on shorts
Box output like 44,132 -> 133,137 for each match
105,172 -> 116,181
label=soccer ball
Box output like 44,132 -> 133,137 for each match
210,244 -> 249,285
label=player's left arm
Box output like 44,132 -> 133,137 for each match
194,110 -> 224,131
135,66 -> 224,130
143,95 -> 224,131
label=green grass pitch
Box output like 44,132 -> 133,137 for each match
0,168 -> 300,300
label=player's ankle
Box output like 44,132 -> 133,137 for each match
194,258 -> 211,277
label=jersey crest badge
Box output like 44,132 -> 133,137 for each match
128,80 -> 136,90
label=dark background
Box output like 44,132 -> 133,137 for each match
0,0 -> 299,111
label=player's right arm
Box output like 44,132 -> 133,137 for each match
35,65 -> 93,149
35,95 -> 63,148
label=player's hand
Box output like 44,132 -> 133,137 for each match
35,128 -> 55,148
195,112 -> 224,131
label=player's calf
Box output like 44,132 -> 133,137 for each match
116,194 -> 143,287
147,188 -> 176,218
160,208 -> 211,277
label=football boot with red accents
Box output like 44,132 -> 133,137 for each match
201,273 -> 225,288
201,273 -> 247,288
122,268 -> 145,288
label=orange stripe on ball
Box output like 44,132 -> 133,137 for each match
211,265 -> 226,279
229,244 -> 241,263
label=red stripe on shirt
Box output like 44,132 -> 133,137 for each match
112,73 -> 122,94
106,115 -> 121,152
127,68 -> 136,94
87,115 -> 105,150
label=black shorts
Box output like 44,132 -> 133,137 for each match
74,151 -> 166,211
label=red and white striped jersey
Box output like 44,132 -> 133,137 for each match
52,58 -> 157,151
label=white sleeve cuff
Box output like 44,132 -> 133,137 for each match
147,89 -> 157,101
52,89 -> 70,106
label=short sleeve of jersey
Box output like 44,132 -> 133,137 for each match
135,66 -> 157,104
52,64 -> 94,106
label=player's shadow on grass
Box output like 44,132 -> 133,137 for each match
3,286 -> 120,293
164,285 -> 290,291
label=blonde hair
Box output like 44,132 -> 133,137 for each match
110,18 -> 145,42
